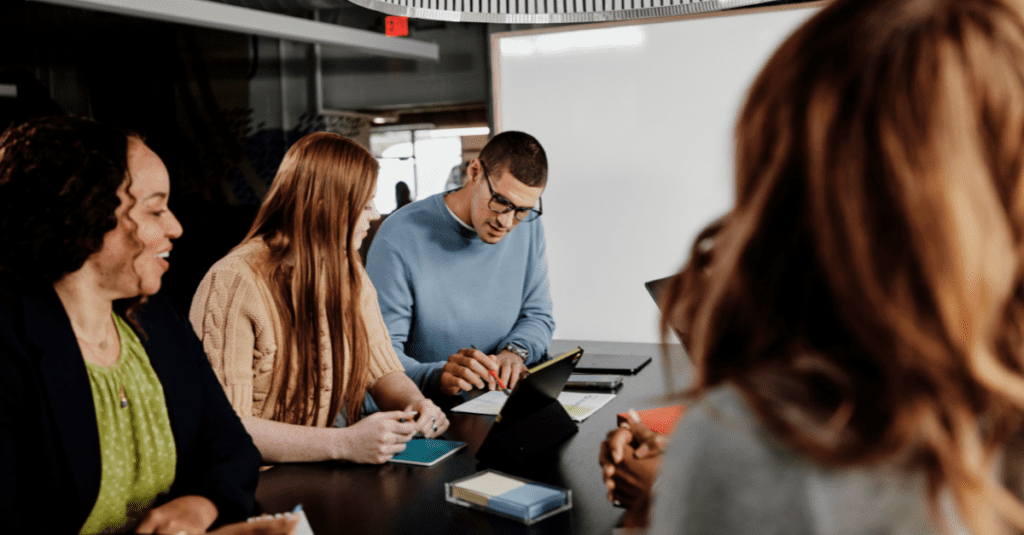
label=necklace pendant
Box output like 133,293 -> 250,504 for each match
119,386 -> 128,409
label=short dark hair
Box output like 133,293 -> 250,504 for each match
0,115 -> 131,283
478,131 -> 547,188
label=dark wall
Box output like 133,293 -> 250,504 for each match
0,1 -> 260,313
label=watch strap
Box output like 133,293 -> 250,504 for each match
501,342 -> 529,361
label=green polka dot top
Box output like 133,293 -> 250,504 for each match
79,314 -> 177,535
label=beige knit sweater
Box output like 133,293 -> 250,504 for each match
189,238 -> 404,427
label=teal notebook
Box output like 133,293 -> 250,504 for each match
389,439 -> 467,466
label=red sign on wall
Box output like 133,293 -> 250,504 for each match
385,16 -> 409,37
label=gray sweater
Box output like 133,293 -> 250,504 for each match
647,387 -> 966,535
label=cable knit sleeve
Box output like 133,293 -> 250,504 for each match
189,252 -> 276,420
359,268 -> 404,384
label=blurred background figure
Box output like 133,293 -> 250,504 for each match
395,180 -> 412,210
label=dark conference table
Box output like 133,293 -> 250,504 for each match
255,340 -> 693,535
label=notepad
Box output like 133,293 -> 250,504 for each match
292,508 -> 315,535
246,506 -> 315,535
446,470 -> 572,524
452,391 -> 615,422
560,391 -> 616,422
388,439 -> 466,466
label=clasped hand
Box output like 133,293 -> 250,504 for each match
598,419 -> 669,528
439,347 -> 527,396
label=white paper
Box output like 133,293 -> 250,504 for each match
558,392 -> 616,422
247,508 -> 315,535
451,391 -> 509,416
451,391 -> 616,422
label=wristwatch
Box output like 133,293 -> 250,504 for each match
501,342 -> 529,361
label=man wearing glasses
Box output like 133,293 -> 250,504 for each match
366,131 -> 554,401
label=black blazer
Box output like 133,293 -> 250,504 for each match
0,283 -> 261,534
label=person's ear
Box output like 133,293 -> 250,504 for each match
466,159 -> 482,184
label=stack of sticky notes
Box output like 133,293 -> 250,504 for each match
447,470 -> 570,523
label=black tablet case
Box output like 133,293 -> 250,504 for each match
476,348 -> 584,468
573,353 -> 651,375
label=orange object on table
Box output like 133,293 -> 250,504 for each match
616,405 -> 686,435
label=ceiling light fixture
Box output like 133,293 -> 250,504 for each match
348,0 -> 776,24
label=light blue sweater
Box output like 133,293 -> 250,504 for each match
365,192 -> 555,398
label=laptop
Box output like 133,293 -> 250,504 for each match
645,274 -> 687,342
644,274 -> 674,313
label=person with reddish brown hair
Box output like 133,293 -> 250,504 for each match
191,132 -> 448,465
604,0 -> 1024,533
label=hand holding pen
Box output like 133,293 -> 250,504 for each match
473,345 -> 512,395
485,345 -> 530,391
438,344 -> 526,396
439,346 -> 503,396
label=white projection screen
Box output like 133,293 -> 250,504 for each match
493,2 -> 824,343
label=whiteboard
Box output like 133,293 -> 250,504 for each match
493,3 -> 823,343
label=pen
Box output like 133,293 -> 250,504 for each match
619,408 -> 642,429
489,370 -> 512,395
472,345 -> 511,395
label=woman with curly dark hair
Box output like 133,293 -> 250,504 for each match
0,115 -> 294,535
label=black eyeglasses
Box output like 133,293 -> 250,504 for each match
479,161 -> 543,223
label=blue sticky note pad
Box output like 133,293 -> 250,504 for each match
389,439 -> 466,466
487,483 -> 567,520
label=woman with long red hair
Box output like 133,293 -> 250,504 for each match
191,132 -> 447,464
